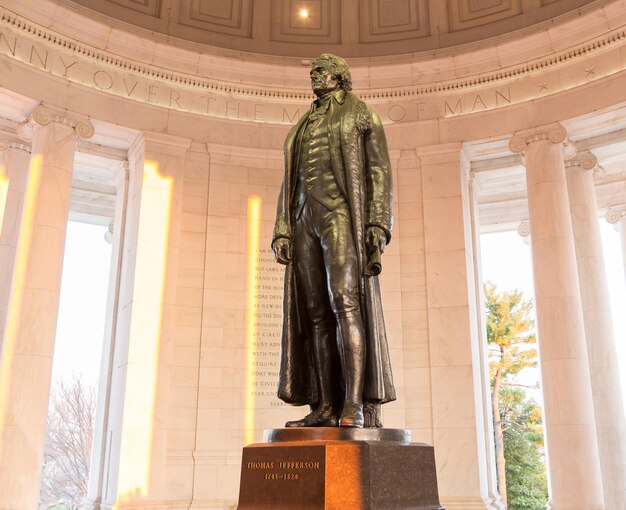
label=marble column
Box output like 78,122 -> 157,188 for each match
0,106 -> 94,510
605,207 -> 626,285
418,143 -> 500,510
566,152 -> 626,508
98,132 -> 187,509
468,172 -> 506,510
82,161 -> 128,510
0,135 -> 31,351
509,125 -> 604,510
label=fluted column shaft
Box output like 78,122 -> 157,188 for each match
566,153 -> 626,508
0,139 -> 30,352
510,125 -> 604,510
0,107 -> 93,509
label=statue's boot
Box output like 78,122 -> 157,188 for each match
337,310 -> 365,428
284,404 -> 337,427
285,327 -> 338,428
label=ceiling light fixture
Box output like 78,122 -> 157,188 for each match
299,7 -> 310,19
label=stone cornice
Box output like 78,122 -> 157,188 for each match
2,6 -> 625,101
2,4 -> 626,124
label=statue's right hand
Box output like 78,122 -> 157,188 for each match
273,238 -> 292,265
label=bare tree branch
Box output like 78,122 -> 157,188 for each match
40,375 -> 96,510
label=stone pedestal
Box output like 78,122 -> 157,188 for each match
237,428 -> 444,510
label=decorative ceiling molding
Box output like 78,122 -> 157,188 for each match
2,7 -> 624,98
270,0 -> 340,44
109,0 -> 161,17
58,0 -> 600,57
449,0 -> 522,32
359,0 -> 430,43
1,4 -> 626,125
177,0 -> 253,38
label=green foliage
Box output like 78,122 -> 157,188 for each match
499,387 -> 544,447
484,283 -> 547,509
500,388 -> 548,510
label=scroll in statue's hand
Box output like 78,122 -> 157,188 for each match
273,238 -> 292,265
366,226 -> 386,255
365,226 -> 387,276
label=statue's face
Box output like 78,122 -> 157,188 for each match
310,61 -> 339,97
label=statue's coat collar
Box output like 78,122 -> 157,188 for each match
313,89 -> 346,110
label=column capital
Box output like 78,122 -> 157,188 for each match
517,219 -> 531,238
605,206 -> 626,225
508,123 -> 568,154
0,131 -> 31,154
517,220 -> 531,245
17,106 -> 94,141
564,150 -> 598,171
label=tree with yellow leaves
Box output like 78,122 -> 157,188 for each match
484,282 -> 536,507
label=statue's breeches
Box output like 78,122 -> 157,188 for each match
293,198 -> 360,322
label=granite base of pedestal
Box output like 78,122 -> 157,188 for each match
237,428 -> 444,510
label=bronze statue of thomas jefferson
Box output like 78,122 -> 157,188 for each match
272,54 -> 395,428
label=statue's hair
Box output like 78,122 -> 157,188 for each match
313,53 -> 352,91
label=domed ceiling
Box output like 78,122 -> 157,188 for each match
62,0 -> 598,57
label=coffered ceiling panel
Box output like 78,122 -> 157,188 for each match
178,0 -> 252,37
449,0 -> 522,32
109,0 -> 161,16
270,0 -> 340,44
359,0 -> 429,43
58,0 -> 598,57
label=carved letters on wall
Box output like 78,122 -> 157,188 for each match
0,4 -> 623,125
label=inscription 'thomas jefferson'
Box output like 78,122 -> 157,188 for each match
246,461 -> 320,470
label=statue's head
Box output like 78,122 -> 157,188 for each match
310,53 -> 352,96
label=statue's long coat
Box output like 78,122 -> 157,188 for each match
272,89 -> 396,407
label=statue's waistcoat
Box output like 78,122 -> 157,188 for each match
293,106 -> 344,218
